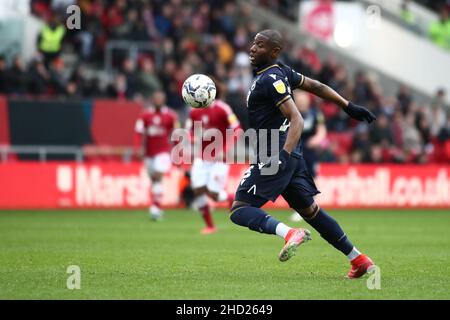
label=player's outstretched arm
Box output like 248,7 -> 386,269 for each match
299,77 -> 377,123
279,98 -> 304,154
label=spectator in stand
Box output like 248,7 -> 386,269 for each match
72,6 -> 99,62
416,106 -> 432,148
69,64 -> 102,97
65,81 -> 82,99
380,96 -> 398,118
431,88 -> 450,117
369,113 -> 393,148
353,71 -> 375,106
106,73 -> 129,100
429,8 -> 450,50
0,56 -> 6,93
27,56 -> 50,95
37,14 -> 66,67
215,33 -> 235,67
397,85 -> 413,114
292,42 -> 322,78
233,26 -> 251,51
438,114 -> 450,143
218,2 -> 237,39
158,59 -> 177,95
121,57 -> 139,99
141,3 -> 161,42
138,58 -> 162,98
104,0 -> 127,36
47,57 -> 67,96
400,0 -> 417,28
155,3 -> 174,37
402,111 -> 424,161
112,7 -> 140,40
352,124 -> 371,162
295,91 -> 327,176
318,54 -> 339,87
365,145 -> 384,163
389,110 -> 407,162
7,56 -> 28,95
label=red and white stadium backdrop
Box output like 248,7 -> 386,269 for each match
0,163 -> 449,209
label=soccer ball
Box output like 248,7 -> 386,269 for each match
181,74 -> 216,108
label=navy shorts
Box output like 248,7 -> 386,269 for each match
235,155 -> 320,209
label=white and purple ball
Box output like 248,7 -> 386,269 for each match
181,74 -> 216,109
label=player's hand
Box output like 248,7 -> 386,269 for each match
278,149 -> 291,171
263,149 -> 290,172
344,102 -> 377,123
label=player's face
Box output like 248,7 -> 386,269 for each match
249,34 -> 273,67
152,91 -> 166,108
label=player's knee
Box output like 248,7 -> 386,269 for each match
230,208 -> 264,232
230,201 -> 247,218
296,202 -> 320,220
229,204 -> 246,225
230,202 -> 267,233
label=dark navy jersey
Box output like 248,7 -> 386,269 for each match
246,62 -> 305,159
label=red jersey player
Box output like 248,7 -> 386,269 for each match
135,90 -> 179,220
187,92 -> 241,234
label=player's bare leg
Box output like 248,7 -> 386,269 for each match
295,202 -> 374,278
207,190 -> 234,209
192,187 -> 216,234
230,201 -> 311,261
149,172 -> 164,221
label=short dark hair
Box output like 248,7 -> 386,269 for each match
258,29 -> 284,50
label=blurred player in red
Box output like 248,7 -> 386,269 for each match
135,90 -> 179,220
187,84 -> 241,234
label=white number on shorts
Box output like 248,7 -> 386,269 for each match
240,165 -> 254,186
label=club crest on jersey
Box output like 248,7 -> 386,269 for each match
273,80 -> 286,94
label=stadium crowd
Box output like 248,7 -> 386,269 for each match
0,0 -> 449,164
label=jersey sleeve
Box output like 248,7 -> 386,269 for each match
264,74 -> 292,108
279,63 -> 305,90
289,68 -> 305,89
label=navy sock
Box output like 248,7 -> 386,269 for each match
305,209 -> 354,255
230,206 -> 280,235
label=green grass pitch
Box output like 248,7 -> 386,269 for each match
0,208 -> 449,299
